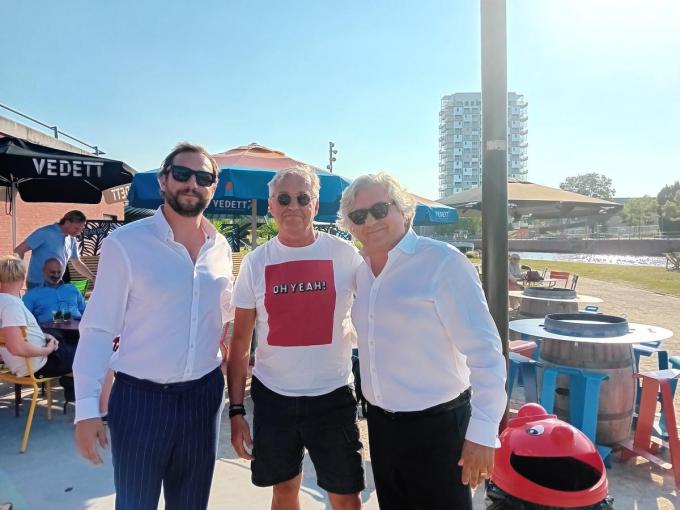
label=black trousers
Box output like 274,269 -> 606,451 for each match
366,397 -> 472,510
34,341 -> 76,401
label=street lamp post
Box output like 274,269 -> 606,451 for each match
327,141 -> 337,173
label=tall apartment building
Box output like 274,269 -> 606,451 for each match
438,92 -> 528,198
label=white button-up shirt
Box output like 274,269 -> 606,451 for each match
353,230 -> 506,447
73,208 -> 234,422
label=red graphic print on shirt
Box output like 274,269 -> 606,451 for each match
264,260 -> 336,347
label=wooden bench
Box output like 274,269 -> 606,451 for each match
67,255 -> 100,280
232,252 -> 245,278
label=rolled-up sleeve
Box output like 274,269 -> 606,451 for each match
433,254 -> 507,448
73,237 -> 131,422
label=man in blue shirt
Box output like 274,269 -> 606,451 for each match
14,210 -> 95,289
23,258 -> 86,324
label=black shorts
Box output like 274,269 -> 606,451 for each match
250,377 -> 365,494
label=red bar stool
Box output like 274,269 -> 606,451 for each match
618,369 -> 680,488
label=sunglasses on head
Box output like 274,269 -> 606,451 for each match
348,201 -> 394,225
276,192 -> 314,207
168,165 -> 217,187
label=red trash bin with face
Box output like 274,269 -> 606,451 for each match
488,403 -> 611,509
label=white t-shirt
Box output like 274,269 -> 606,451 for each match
0,294 -> 47,376
232,232 -> 363,397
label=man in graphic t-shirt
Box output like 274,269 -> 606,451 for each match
228,165 -> 364,510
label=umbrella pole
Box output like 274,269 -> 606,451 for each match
11,179 -> 18,250
250,200 -> 257,249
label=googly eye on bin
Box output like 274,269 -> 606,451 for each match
526,425 -> 545,436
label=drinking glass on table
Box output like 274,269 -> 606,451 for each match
52,309 -> 63,323
62,306 -> 73,322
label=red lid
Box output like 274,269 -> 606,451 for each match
491,403 -> 608,507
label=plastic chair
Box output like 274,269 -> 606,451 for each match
0,327 -> 60,452
569,274 -> 579,290
547,270 -> 571,288
541,365 -> 611,463
619,369 -> 680,488
71,279 -> 89,297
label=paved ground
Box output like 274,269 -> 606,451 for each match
1,276 -> 680,509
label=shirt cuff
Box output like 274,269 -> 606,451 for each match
464,416 -> 501,448
74,397 -> 101,423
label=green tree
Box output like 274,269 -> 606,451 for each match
657,181 -> 680,207
658,182 -> 680,233
432,217 -> 481,236
661,190 -> 680,222
559,173 -> 615,199
620,196 -> 658,227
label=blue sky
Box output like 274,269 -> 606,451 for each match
2,0 -> 678,199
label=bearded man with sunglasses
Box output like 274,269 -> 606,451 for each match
73,143 -> 234,510
228,165 -> 365,510
339,173 -> 506,510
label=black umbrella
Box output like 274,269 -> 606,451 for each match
1,135 -> 134,246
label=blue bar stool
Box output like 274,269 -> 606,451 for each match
541,365 -> 611,464
507,352 -> 541,404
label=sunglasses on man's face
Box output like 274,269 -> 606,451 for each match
348,202 -> 394,225
276,192 -> 314,207
168,165 -> 217,187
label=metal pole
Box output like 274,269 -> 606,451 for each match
11,179 -> 18,249
481,0 -> 509,352
250,200 -> 258,249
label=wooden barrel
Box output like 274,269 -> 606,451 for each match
539,339 -> 635,445
517,299 -> 578,319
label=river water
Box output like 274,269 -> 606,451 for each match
514,252 -> 666,267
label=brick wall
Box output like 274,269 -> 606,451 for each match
0,195 -> 124,259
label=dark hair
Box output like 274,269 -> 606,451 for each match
59,210 -> 86,225
158,142 -> 219,178
43,257 -> 63,268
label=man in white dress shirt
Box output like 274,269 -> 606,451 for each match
73,143 -> 234,510
228,166 -> 364,510
339,173 -> 506,510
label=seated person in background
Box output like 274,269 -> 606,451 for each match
0,255 -> 75,401
508,253 -> 525,290
23,258 -> 86,324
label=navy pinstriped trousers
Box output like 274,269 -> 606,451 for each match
107,368 -> 225,510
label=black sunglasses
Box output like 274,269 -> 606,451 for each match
167,165 -> 217,187
348,202 -> 394,225
276,192 -> 315,207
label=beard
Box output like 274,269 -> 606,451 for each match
165,188 -> 209,217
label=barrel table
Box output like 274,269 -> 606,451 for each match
510,314 -> 673,446
510,287 -> 602,319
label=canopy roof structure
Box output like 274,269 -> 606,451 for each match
439,179 -> 622,220
129,144 -> 458,226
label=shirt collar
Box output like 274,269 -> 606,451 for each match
393,228 -> 418,255
359,228 -> 419,263
152,206 -> 217,242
